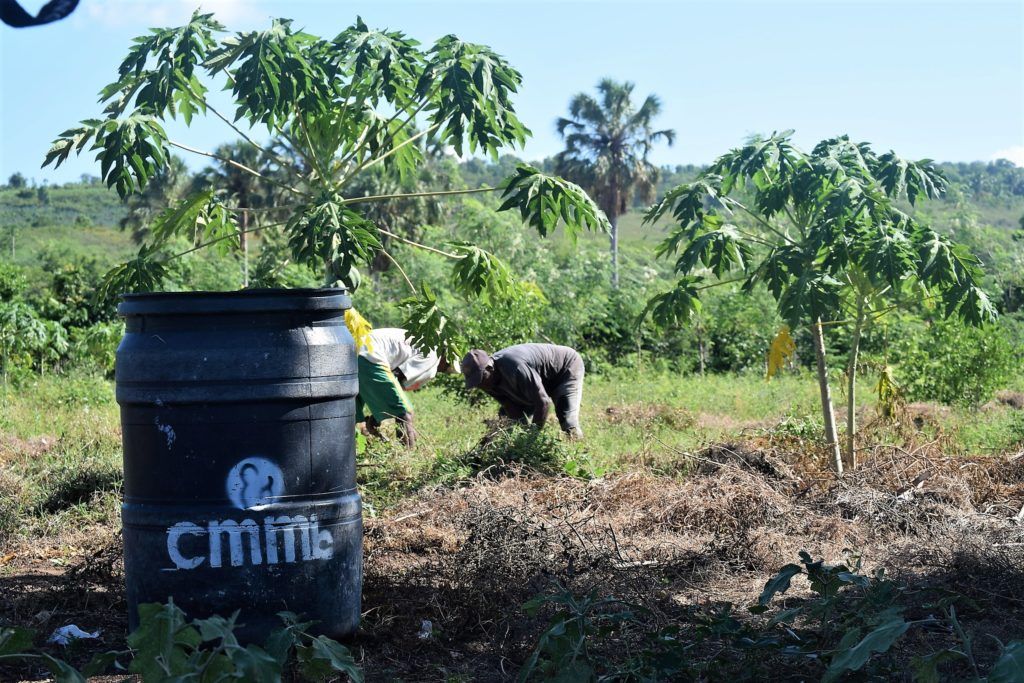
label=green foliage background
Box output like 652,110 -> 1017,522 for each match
1,156 -> 1023,404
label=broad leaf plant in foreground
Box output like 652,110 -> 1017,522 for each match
44,12 -> 609,362
643,132 -> 995,472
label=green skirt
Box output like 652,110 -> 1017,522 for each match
356,356 -> 412,422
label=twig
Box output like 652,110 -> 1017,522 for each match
168,140 -> 309,197
341,186 -> 497,206
171,221 -> 285,260
378,227 -> 459,259
391,510 -> 427,523
379,248 -> 416,293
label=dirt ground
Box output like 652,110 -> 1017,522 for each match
2,437 -> 1024,681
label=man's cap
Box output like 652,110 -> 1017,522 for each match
461,349 -> 491,388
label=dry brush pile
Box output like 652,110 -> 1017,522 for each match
359,439 -> 1024,679
2,433 -> 1023,680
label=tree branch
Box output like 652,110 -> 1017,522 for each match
334,97 -> 434,185
378,227 -> 458,259
341,186 -> 497,206
731,201 -> 799,246
379,248 -> 416,293
170,221 -> 285,261
344,120 -> 441,183
168,140 -> 310,198
695,276 -> 747,292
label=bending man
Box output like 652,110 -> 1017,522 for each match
461,343 -> 585,438
357,327 -> 445,448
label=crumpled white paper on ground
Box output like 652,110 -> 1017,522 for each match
47,624 -> 100,645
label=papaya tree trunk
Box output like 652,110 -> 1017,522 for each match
609,182 -> 620,289
697,324 -> 706,376
609,213 -> 619,289
240,209 -> 249,288
812,318 -> 843,474
844,298 -> 866,471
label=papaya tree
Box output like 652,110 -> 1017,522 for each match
643,132 -> 995,473
42,12 -> 609,361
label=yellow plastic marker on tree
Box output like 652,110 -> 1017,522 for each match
344,308 -> 374,355
766,325 -> 796,379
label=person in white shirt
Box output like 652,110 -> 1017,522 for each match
355,327 -> 447,448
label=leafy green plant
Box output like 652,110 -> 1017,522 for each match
752,551 -> 939,682
44,12 -> 610,361
0,600 -> 363,682
519,587 -> 690,682
433,424 -> 571,481
642,132 -> 995,472
518,552 -> 1024,682
890,317 -> 1019,405
0,301 -> 46,382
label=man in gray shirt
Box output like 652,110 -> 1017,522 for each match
461,343 -> 585,438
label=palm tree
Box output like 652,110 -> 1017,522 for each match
120,155 -> 190,244
194,142 -> 277,287
556,79 -> 675,287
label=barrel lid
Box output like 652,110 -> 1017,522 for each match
118,288 -> 351,316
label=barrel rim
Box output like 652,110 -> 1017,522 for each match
118,287 -> 351,316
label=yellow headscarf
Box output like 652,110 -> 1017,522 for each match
344,308 -> 374,354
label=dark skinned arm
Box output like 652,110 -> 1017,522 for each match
396,412 -> 417,448
498,401 -> 528,423
520,370 -> 552,429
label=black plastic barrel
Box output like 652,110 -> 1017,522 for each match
116,288 -> 362,641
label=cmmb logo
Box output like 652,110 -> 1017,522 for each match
163,456 -> 333,571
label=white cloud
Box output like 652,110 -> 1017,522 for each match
990,145 -> 1024,167
78,0 -> 265,30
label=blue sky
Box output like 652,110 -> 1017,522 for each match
1,0 -> 1022,184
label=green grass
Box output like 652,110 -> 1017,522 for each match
2,368 -> 1022,540
0,374 -> 121,547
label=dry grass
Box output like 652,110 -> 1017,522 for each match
351,441 -> 1024,679
3,430 -> 1024,680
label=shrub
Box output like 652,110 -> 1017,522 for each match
891,317 -> 1020,405
0,262 -> 27,301
70,322 -> 123,376
433,424 -> 572,481
33,459 -> 122,515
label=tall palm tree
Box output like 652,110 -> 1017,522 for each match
194,142 -> 277,287
120,155 -> 190,244
556,79 -> 675,287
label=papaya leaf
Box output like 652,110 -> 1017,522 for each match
989,640 -> 1024,683
498,164 -> 610,240
42,119 -> 103,170
823,617 -> 911,682
401,284 -> 464,366
98,245 -> 169,301
640,276 -> 703,329
148,189 -> 216,245
757,563 -> 802,606
448,242 -> 515,302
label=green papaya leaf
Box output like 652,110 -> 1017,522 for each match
0,626 -> 35,656
757,563 -> 803,607
989,640 -> 1024,683
824,617 -> 911,682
